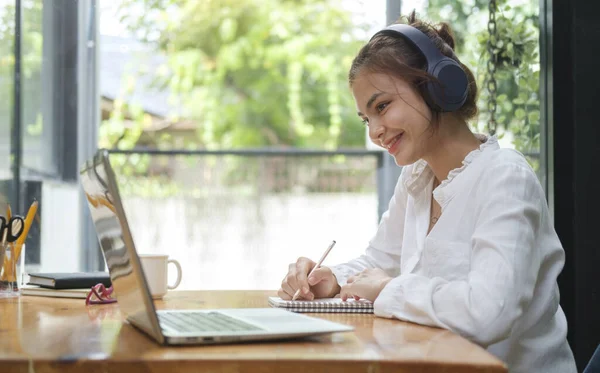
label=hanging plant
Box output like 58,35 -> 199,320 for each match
492,11 -> 537,70
478,0 -> 540,171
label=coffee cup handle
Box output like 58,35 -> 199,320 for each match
167,259 -> 182,290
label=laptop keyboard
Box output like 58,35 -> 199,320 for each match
158,311 -> 264,333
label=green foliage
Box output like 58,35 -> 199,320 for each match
111,0 -> 369,150
99,95 -> 158,181
108,0 -> 541,162
103,0 -> 544,196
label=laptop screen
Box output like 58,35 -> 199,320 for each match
80,150 -> 163,343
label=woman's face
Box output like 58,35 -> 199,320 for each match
352,70 -> 434,166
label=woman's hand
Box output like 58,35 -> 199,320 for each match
340,268 -> 392,302
278,257 -> 341,300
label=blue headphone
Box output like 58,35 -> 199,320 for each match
371,24 -> 469,112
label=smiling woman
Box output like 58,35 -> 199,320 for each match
350,18 -> 478,117
349,13 -> 479,167
279,10 -> 577,373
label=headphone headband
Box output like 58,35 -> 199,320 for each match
376,24 -> 446,68
370,24 -> 469,112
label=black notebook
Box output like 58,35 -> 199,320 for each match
27,272 -> 111,289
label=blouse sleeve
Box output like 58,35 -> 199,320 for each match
330,170 -> 408,286
373,162 -> 547,347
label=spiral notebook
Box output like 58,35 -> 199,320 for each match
268,296 -> 374,313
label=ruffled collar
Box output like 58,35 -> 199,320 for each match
402,134 -> 499,205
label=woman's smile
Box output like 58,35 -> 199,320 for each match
383,132 -> 404,155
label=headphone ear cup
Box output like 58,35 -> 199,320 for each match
418,81 -> 439,112
426,58 -> 469,112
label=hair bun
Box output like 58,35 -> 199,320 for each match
403,10 -> 457,52
407,10 -> 418,24
435,23 -> 456,50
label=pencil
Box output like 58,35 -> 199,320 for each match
291,240 -> 337,301
14,200 -> 38,261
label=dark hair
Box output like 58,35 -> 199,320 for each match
348,10 -> 478,126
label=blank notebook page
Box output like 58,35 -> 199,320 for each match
268,296 -> 374,313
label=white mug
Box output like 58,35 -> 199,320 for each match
139,254 -> 182,299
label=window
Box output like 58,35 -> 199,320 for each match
99,0 -> 388,289
0,0 -> 15,182
2,0 -> 80,183
1,0 -> 99,274
21,0 -> 55,177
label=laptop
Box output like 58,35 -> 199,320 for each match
80,149 -> 353,345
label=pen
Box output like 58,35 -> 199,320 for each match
292,240 -> 337,301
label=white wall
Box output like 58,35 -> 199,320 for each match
38,181 -> 81,272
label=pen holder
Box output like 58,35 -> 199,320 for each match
0,243 -> 25,298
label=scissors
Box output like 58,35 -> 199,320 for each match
0,215 -> 25,244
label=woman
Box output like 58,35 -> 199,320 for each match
278,12 -> 576,373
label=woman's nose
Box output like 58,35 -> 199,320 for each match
369,121 -> 385,143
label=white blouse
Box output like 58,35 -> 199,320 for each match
330,136 -> 576,373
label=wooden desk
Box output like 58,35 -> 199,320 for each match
0,290 -> 506,373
